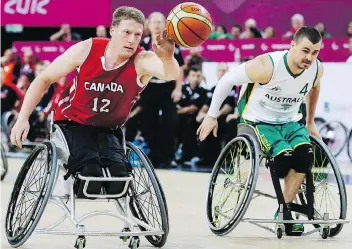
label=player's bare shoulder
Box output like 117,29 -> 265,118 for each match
317,59 -> 324,79
67,38 -> 93,66
245,54 -> 274,84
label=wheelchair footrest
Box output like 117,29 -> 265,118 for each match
75,174 -> 133,199
285,230 -> 303,236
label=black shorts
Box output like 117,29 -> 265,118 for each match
57,121 -> 132,197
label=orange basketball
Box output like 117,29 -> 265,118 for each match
166,2 -> 212,48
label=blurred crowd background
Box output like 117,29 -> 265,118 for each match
2,0 -> 352,170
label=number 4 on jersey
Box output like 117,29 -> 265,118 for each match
92,97 -> 110,113
299,83 -> 309,95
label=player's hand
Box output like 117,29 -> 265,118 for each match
171,87 -> 182,103
197,115 -> 218,142
10,119 -> 30,148
306,122 -> 321,139
152,30 -> 175,60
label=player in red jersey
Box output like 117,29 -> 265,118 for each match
10,6 -> 180,194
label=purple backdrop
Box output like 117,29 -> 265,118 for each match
111,0 -> 352,37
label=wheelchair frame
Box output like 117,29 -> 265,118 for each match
5,117 -> 168,249
206,123 -> 349,239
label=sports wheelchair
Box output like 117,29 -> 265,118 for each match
5,120 -> 169,249
206,123 -> 349,239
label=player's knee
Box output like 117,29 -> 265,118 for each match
292,144 -> 313,174
271,151 -> 294,178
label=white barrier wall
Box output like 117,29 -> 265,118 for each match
202,62 -> 352,161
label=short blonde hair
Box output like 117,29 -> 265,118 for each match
112,6 -> 145,27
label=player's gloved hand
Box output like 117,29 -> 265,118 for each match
197,115 -> 218,142
10,118 -> 30,148
152,30 -> 175,60
306,122 -> 321,139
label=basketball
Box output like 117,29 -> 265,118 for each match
166,2 -> 212,48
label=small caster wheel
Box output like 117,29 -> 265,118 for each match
120,228 -> 130,242
129,236 -> 140,249
276,227 -> 283,239
321,227 -> 329,239
74,235 -> 86,249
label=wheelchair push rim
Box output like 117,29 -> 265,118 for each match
206,134 -> 260,235
5,142 -> 57,247
126,142 -> 169,247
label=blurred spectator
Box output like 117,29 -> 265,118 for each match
176,66 -> 207,164
125,98 -> 143,142
96,25 -> 107,38
184,46 -> 205,75
1,49 -> 21,85
347,37 -> 352,62
195,62 -> 234,166
315,22 -> 331,38
283,14 -> 304,39
17,71 -> 35,94
263,26 -> 275,38
139,12 -> 185,168
143,18 -> 151,38
240,18 -> 258,39
248,27 -> 262,38
21,51 -> 36,74
35,60 -> 50,77
50,24 -> 81,41
230,24 -> 242,39
196,62 -> 230,123
348,20 -> 352,37
1,67 -> 23,115
208,24 -> 232,40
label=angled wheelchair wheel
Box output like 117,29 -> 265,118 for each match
319,121 -> 348,157
206,134 -> 260,236
126,142 -> 169,247
1,143 -> 8,181
5,142 -> 57,247
347,129 -> 352,163
298,136 -> 347,237
1,111 -> 16,140
314,117 -> 326,130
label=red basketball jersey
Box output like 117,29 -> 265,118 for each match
54,38 -> 145,128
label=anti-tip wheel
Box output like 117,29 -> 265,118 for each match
276,227 -> 283,239
129,237 -> 140,249
74,236 -> 86,249
321,227 -> 329,239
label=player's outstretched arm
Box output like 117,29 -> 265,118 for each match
135,30 -> 180,84
10,39 -> 92,147
197,54 -> 273,141
306,62 -> 324,138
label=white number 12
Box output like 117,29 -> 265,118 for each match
92,98 -> 110,113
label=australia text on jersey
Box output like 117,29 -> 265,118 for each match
84,81 -> 124,93
265,93 -> 304,104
